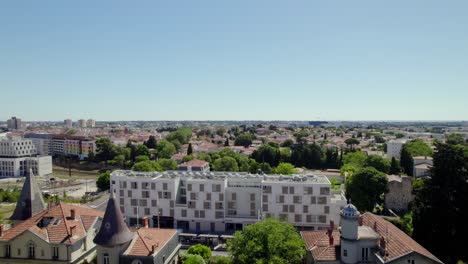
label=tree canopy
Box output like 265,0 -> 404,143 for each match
400,139 -> 432,175
228,218 -> 305,264
96,171 -> 111,191
274,162 -> 297,175
234,133 -> 254,147
186,244 -> 212,261
412,142 -> 468,263
345,167 -> 388,212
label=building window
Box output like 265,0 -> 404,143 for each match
103,253 -> 110,264
199,184 -> 204,192
53,246 -> 59,260
361,248 -> 369,261
343,249 -> 348,257
5,244 -> 11,258
28,241 -> 35,258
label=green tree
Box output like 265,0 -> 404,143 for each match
113,154 -> 126,168
228,218 -> 305,264
187,143 -> 193,155
400,139 -> 433,176
293,130 -> 309,142
210,256 -> 233,264
374,135 -> 385,143
445,133 -> 465,145
274,162 -> 296,175
96,171 -> 111,191
251,143 -> 281,167
181,254 -> 205,264
135,144 -> 150,157
131,161 -> 162,172
166,127 -> 192,144
145,135 -> 158,149
95,138 -> 117,165
135,155 -> 150,162
345,167 -> 388,212
412,142 -> 468,263
224,138 -> 229,147
186,244 -> 211,261
395,132 -> 406,139
280,139 -> 294,148
87,151 -> 96,162
342,151 -> 367,167
156,140 -> 177,159
234,133 -> 253,147
344,138 -> 360,150
364,155 -> 391,174
212,156 -> 239,172
182,154 -> 194,162
157,158 -> 177,170
389,157 -> 401,175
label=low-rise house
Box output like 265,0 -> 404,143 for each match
413,156 -> 433,178
0,172 -> 104,264
94,195 -> 180,264
301,204 -> 443,264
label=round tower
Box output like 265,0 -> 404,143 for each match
340,204 -> 360,264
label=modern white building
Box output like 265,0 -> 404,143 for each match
78,119 -> 87,128
64,119 -> 72,129
86,119 -> 96,128
0,137 -> 52,177
386,139 -> 408,159
110,170 -> 347,234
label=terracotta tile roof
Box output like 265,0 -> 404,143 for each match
301,213 -> 443,264
301,230 -> 341,262
0,203 -> 103,245
126,228 -> 177,256
361,213 -> 443,263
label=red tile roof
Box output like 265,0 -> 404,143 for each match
361,213 -> 442,263
0,203 -> 103,245
126,228 -> 177,256
301,213 -> 443,263
301,230 -> 341,262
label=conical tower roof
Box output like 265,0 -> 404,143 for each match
93,193 -> 134,247
10,170 -> 46,221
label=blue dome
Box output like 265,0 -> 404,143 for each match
341,204 -> 360,218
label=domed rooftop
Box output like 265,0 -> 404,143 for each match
341,204 -> 360,219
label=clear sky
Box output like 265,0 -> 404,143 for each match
1,1 -> 467,121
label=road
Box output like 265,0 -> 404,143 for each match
86,192 -> 110,211
42,179 -> 97,197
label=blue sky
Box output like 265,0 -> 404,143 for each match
1,1 -> 467,121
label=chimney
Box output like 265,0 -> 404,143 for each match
70,209 -> 76,220
70,226 -> 76,237
152,243 -> 157,253
373,221 -> 378,231
379,237 -> 386,256
329,234 -> 334,246
0,224 -> 4,237
142,216 -> 149,228
359,215 -> 363,226
329,219 -> 335,230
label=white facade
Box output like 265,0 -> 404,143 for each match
386,139 -> 407,159
64,119 -> 72,129
78,119 -> 86,128
111,170 -> 347,234
0,138 -> 37,157
0,156 -> 52,177
0,137 -> 52,178
86,119 -> 96,128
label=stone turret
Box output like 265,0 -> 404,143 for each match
10,170 -> 46,222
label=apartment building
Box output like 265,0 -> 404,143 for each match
86,119 -> 96,128
111,170 -> 347,234
386,139 -> 407,159
0,137 -> 52,177
78,119 -> 86,128
6,117 -> 22,131
25,134 -> 96,160
64,119 -> 72,129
